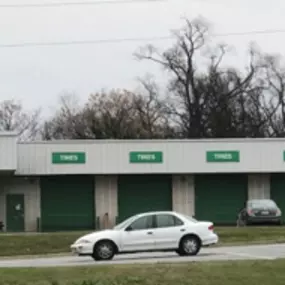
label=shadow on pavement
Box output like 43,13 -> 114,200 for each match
67,252 -> 220,265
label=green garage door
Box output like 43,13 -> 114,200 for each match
195,174 -> 248,225
40,175 -> 95,232
118,175 -> 172,223
271,174 -> 285,223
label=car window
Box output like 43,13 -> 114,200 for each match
181,214 -> 198,223
113,215 -> 139,230
248,200 -> 277,208
156,214 -> 184,228
128,215 -> 153,230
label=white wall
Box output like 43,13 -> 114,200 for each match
0,177 -> 40,232
95,175 -> 118,228
0,134 -> 17,171
16,138 -> 285,175
248,174 -> 270,200
172,175 -> 195,216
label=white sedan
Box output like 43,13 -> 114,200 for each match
70,211 -> 218,261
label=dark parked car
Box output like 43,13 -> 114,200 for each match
237,199 -> 282,226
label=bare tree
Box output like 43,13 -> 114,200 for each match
259,53 -> 285,137
42,93 -> 86,140
0,99 -> 41,141
135,18 -> 262,138
133,76 -> 178,138
135,18 -> 210,138
83,87 -> 176,139
42,18 -> 285,140
83,89 -> 140,139
42,89 -> 175,140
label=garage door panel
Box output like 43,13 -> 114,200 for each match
41,214 -> 92,231
118,175 -> 172,222
40,175 -> 95,232
270,174 -> 285,223
195,174 -> 248,225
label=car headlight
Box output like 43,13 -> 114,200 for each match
76,239 -> 91,244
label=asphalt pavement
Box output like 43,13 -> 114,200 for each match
0,243 -> 284,268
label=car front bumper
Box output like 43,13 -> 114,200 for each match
70,243 -> 93,255
247,216 -> 281,224
202,233 -> 218,246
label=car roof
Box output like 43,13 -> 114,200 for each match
248,199 -> 273,202
136,211 -> 179,217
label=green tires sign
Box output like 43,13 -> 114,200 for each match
129,152 -> 163,163
52,152 -> 86,164
206,151 -> 240,162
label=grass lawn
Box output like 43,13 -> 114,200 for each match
216,226 -> 285,245
1,260 -> 285,285
0,226 -> 284,257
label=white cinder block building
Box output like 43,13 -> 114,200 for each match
0,132 -> 284,232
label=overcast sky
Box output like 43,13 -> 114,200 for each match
0,0 -> 284,116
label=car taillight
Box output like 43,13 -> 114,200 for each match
276,209 -> 281,216
208,225 -> 214,231
247,209 -> 253,215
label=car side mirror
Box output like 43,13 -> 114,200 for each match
125,226 -> 133,231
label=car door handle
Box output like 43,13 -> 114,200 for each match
180,229 -> 186,232
147,231 -> 153,235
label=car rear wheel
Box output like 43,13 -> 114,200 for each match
177,235 -> 201,256
92,240 -> 115,261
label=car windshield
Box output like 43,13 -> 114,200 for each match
113,215 -> 139,230
181,214 -> 198,223
248,200 -> 277,208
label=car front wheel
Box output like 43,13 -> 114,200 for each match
92,240 -> 115,261
177,235 -> 201,256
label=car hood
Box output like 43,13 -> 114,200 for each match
76,229 -> 115,243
